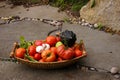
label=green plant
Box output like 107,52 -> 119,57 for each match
98,23 -> 103,30
30,0 -> 41,4
63,18 -> 70,23
50,0 -> 89,12
71,4 -> 82,11
71,0 -> 89,11
91,0 -> 96,8
8,0 -> 89,15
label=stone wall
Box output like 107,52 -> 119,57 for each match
80,0 -> 120,30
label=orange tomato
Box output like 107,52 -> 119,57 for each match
74,49 -> 83,57
41,50 -> 56,62
15,48 -> 26,59
46,36 -> 57,46
50,47 -> 57,55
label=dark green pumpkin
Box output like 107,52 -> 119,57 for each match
60,30 -> 77,47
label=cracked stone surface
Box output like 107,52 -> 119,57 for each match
0,2 -> 68,20
0,21 -> 120,80
0,62 -> 116,80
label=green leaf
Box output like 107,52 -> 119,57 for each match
20,36 -> 28,49
20,36 -> 25,43
98,23 -> 103,30
91,0 -> 96,8
25,54 -> 38,62
19,36 -> 33,49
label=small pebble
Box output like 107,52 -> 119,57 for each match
73,21 -> 78,24
84,22 -> 89,26
110,67 -> 119,74
66,10 -> 70,13
34,18 -> 39,21
27,18 -> 31,21
20,17 -> 23,20
40,19 -> 43,22
114,74 -> 120,79
82,19 -> 85,22
94,23 -> 98,28
50,21 -> 57,25
53,20 -> 58,23
78,21 -> 82,24
56,22 -> 62,26
89,24 -> 93,28
32,18 -> 35,21
81,23 -> 85,26
89,67 -> 96,71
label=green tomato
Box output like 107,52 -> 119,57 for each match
55,41 -> 63,47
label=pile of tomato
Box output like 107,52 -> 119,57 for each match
15,35 -> 83,62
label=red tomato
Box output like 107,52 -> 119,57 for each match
41,50 -> 56,62
34,53 -> 41,61
57,45 -> 65,56
63,48 -> 74,60
28,45 -> 36,56
57,45 -> 74,60
15,48 -> 26,59
56,36 -> 61,42
34,40 -> 43,46
74,49 -> 83,57
50,47 -> 57,55
46,36 -> 57,46
57,57 -> 63,61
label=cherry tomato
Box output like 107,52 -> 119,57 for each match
41,50 -> 56,62
46,36 -> 57,46
56,36 -> 61,42
74,49 -> 83,57
28,45 -> 36,56
34,40 -> 43,46
57,45 -> 74,60
34,53 -> 41,61
15,48 -> 26,59
50,47 -> 57,55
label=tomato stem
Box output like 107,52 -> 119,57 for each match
46,53 -> 51,57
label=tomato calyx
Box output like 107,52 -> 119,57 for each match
46,53 -> 51,57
